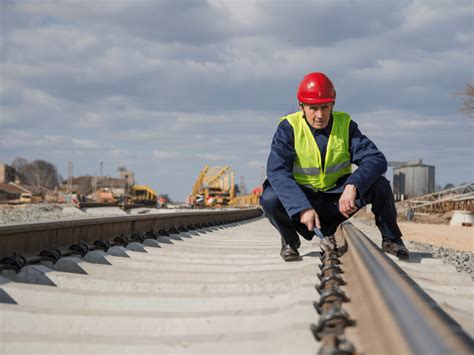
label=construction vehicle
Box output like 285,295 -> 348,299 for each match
96,187 -> 115,203
230,186 -> 263,207
190,165 -> 235,207
19,193 -> 32,203
129,185 -> 158,206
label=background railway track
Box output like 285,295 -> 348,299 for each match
0,209 -> 472,354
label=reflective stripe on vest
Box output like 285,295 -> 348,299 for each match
281,111 -> 352,192
325,160 -> 351,174
292,166 -> 321,175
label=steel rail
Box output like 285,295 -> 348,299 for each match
341,222 -> 472,355
0,208 -> 262,260
76,202 -> 161,209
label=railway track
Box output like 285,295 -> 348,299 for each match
0,209 -> 472,354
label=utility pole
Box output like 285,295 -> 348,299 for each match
92,175 -> 97,201
67,161 -> 73,193
99,161 -> 103,177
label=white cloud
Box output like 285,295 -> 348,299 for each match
0,114 -> 15,126
109,148 -> 129,157
248,160 -> 264,168
72,138 -> 99,149
153,150 -> 181,159
75,112 -> 108,128
196,153 -> 239,161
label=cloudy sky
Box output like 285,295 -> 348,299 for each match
1,0 -> 472,200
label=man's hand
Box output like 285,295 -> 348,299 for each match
339,184 -> 358,218
300,208 -> 321,231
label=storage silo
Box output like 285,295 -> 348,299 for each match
393,159 -> 435,199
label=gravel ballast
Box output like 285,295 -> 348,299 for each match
354,217 -> 474,279
0,204 -> 93,225
0,204 -> 224,225
408,240 -> 474,279
0,204 -> 158,225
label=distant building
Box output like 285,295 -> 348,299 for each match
96,176 -> 128,199
60,168 -> 135,202
119,170 -> 135,186
0,182 -> 32,202
393,159 -> 435,199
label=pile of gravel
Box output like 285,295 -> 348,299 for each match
0,204 -> 187,225
0,204 -> 114,225
408,240 -> 473,279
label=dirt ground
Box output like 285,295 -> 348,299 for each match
398,222 -> 473,252
354,210 -> 473,252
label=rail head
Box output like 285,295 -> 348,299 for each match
341,222 -> 473,355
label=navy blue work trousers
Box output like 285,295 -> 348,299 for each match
260,177 -> 402,247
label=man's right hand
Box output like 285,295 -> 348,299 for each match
300,208 -> 321,231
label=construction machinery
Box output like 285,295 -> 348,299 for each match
397,183 -> 474,220
96,187 -> 115,203
190,166 -> 235,207
230,186 -> 263,207
129,185 -> 158,206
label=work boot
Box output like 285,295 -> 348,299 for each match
381,237 -> 410,260
280,244 -> 301,262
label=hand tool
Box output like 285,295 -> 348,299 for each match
314,227 -> 335,250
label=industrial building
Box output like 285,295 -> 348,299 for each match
392,159 -> 435,199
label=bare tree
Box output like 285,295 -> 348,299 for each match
458,82 -> 474,117
28,160 -> 60,189
11,157 -> 29,182
10,157 -> 60,190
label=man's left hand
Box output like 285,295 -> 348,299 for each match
339,184 -> 358,218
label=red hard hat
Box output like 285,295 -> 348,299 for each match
297,72 -> 336,104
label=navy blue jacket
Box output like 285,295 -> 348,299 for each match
265,112 -> 387,218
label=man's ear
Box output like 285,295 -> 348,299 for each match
299,104 -> 306,119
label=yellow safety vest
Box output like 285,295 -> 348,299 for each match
281,111 -> 352,191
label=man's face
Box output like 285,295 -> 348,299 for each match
301,102 -> 334,129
